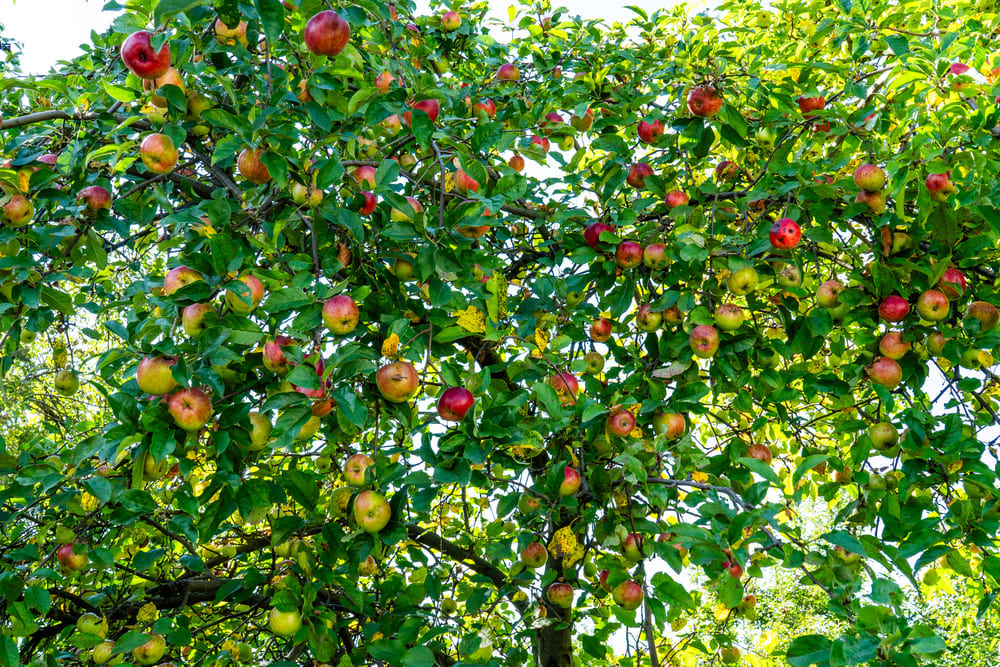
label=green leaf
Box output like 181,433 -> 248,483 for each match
254,0 -> 285,44
786,634 -> 832,667
885,34 -> 909,55
532,382 -> 563,419
281,470 -> 319,509
402,646 -> 436,667
793,454 -> 829,487
154,0 -> 202,25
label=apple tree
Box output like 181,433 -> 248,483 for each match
2,0 -> 1000,665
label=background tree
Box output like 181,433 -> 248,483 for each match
2,0 -> 1000,666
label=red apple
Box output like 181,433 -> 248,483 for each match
357,191 -> 377,215
57,543 -> 88,571
304,10 -> 351,56
352,165 -> 377,189
530,135 -> 550,152
622,532 -> 644,562
715,160 -> 739,182
404,98 -> 440,124
589,317 -> 613,342
867,356 -> 902,389
143,66 -> 185,108
140,133 -> 178,174
136,356 -> 178,395
472,98 -> 496,118
665,190 -> 690,208
353,489 -> 391,532
168,387 -> 213,431
181,302 -> 213,338
878,295 -> 910,321
724,560 -> 743,578
611,580 -> 644,610
163,266 -> 203,295
376,361 -> 420,402
437,387 -> 475,421
520,542 -> 548,568
454,170 -> 479,194
796,95 -> 826,115
322,295 -> 360,334
855,189 -> 887,214
584,222 -> 615,251
637,118 -> 664,144
121,31 -> 171,80
916,289 -> 950,321
926,171 -> 957,202
559,466 -> 581,496
77,185 -> 112,213
226,274 -> 264,314
652,412 -> 685,439
643,243 -> 669,270
714,303 -> 744,330
238,148 -> 271,184
966,301 -> 1000,331
878,331 -> 910,360
769,217 -> 801,249
606,409 -> 636,437
548,373 -> 580,405
571,108 -> 594,132
374,71 -> 396,91
746,442 -> 772,464
853,163 -> 886,191
626,163 -> 654,189
343,453 -> 374,486
497,63 -> 520,81
615,241 -> 644,269
262,335 -> 296,375
937,267 -> 967,300
440,10 -> 461,31
547,582 -> 574,608
2,194 -> 34,227
687,85 -> 723,117
508,154 -> 525,172
816,280 -> 844,308
689,324 -> 719,358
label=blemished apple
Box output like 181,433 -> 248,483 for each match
437,386 -> 475,421
57,542 -> 88,571
54,369 -> 80,396
966,301 -> 1000,331
816,280 -> 844,308
343,453 -> 374,486
878,295 -> 910,321
926,331 -> 948,356
720,647 -> 741,664
322,295 -> 360,334
238,148 -> 271,184
304,10 -> 351,56
91,640 -> 115,665
2,194 -> 34,227
140,133 -> 178,174
606,409 -> 636,437
226,274 -> 264,314
635,303 -> 663,332
612,580 -> 644,610
548,372 -> 580,405
855,189 -> 887,214
776,263 -> 801,288
643,242 -> 669,270
665,190 -> 690,208
615,241 -> 644,269
584,221 -> 615,250
589,317 -> 613,342
689,324 -> 720,358
390,196 -> 424,222
869,421 -> 899,450
214,18 -> 249,46
268,608 -> 302,637
925,171 -> 957,202
571,108 -> 594,132
937,267 -> 967,300
637,118 -> 664,144
453,169 -> 479,194
182,302 -> 214,337
853,163 -> 886,191
559,466 -> 581,496
121,31 -> 171,80
77,185 -> 112,213
727,267 -> 758,295
622,532 -> 644,562
136,356 -> 178,395
626,162 -> 654,189
878,331 -> 911,360
353,489 -> 391,532
520,542 -> 548,568
163,265 -> 203,295
714,303 -> 745,330
131,633 -> 166,665
652,412 -> 685,439
262,335 -> 296,374
715,160 -> 739,182
497,63 -> 520,81
376,361 -> 420,402
584,351 -> 605,374
867,356 -> 902,389
769,217 -> 801,249
508,154 -> 526,171
916,289 -> 950,321
168,387 -> 213,431
687,84 -> 723,117
76,612 -> 108,638
746,442 -> 772,463
542,583 -> 573,610
890,231 -> 915,255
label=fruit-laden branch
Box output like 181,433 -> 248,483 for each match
0,106 -> 150,131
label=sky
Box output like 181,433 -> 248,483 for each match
0,0 -> 689,75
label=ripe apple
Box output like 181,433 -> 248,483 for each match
168,387 -> 213,431
926,172 -> 957,202
584,351 -> 605,374
714,303 -> 744,330
643,243 -> 669,270
715,160 -> 739,182
376,361 -> 420,402
867,356 -> 902,389
776,263 -> 801,288
91,640 -> 115,664
356,191 -> 376,215
571,108 -> 594,132
615,241 -> 643,269
878,295 -> 910,321
77,613 -> 107,638
57,543 -> 88,571
796,95 -> 826,115
926,331 -> 948,356
304,10 -> 350,56
607,409 -> 636,437
508,154 -> 526,172
472,98 -> 497,118
140,133 -> 178,174
548,372 -> 580,405
635,304 -> 663,332
727,267 -> 758,295
816,280 -> 844,308
403,98 -> 441,125
143,66 -> 185,108
437,387 -> 475,421
559,466 -> 581,496
121,31 -> 171,80
77,185 -> 112,213
453,170 -> 479,194
584,221 -> 615,251
440,10 -> 461,30
916,289 -> 950,321
622,532 -> 644,562
626,163 -> 654,189
132,634 -> 166,665
322,295 -> 360,334
547,583 -> 574,608
769,217 -> 801,249
869,421 -> 898,450
746,442 -> 772,463
136,356 -> 178,395
352,165 -> 377,190
163,265 -> 203,295
966,301 -> 1000,331
247,411 -> 272,450
878,331 -> 910,360
689,324 -> 720,358
637,119 -> 664,144
263,336 -> 296,374
853,163 -> 886,191
226,274 -> 264,314
343,453 -> 374,486
353,489 -> 391,532
612,580 -> 644,610
238,148 -> 271,184
589,317 -> 613,342
390,196 -> 424,222
520,542 -> 548,568
530,135 -> 551,152
724,560 -> 743,578
374,71 -> 396,91
665,190 -> 690,208
937,267 -> 967,300
291,181 -> 323,207
214,18 -> 249,46
652,412 -> 685,439
855,189 -> 887,214
497,63 -> 520,81
948,62 -> 972,91
2,195 -> 34,227
687,85 -> 722,117
268,608 -> 302,637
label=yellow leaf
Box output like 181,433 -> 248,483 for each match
136,602 -> 159,624
691,471 -> 709,483
456,306 -> 486,333
534,327 -> 549,351
547,526 -> 584,567
381,333 -> 400,358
